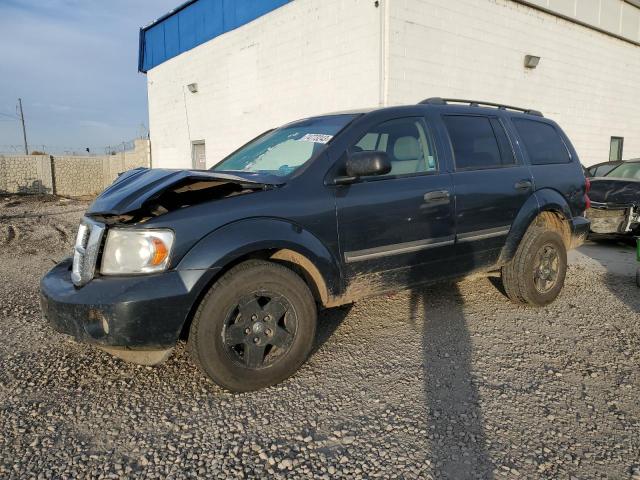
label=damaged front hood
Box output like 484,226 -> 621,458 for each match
589,177 -> 640,206
87,168 -> 284,217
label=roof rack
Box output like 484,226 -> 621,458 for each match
419,97 -> 543,117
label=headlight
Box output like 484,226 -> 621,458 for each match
101,229 -> 174,275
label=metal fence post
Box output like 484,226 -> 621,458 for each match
49,155 -> 57,196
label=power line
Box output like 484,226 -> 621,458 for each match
0,135 -> 146,155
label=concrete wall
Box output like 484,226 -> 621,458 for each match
0,155 -> 53,194
147,0 -> 382,169
0,139 -> 150,197
51,156 -> 106,197
385,0 -> 640,166
105,139 -> 152,184
520,0 -> 640,43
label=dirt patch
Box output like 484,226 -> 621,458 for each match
0,199 -> 639,479
0,195 -> 89,257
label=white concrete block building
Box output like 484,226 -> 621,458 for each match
140,0 -> 640,169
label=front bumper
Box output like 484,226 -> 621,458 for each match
40,258 -> 215,349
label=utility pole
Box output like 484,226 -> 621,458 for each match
18,98 -> 29,155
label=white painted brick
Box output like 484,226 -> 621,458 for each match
147,0 -> 640,168
147,0 -> 381,168
387,0 -> 640,165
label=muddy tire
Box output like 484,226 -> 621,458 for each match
188,260 -> 317,392
501,227 -> 567,307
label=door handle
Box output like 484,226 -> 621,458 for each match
424,190 -> 450,203
514,180 -> 532,191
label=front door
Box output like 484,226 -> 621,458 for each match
333,115 -> 456,297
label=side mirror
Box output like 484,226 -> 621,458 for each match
345,151 -> 391,178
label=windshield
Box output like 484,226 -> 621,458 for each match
605,162 -> 640,180
211,114 -> 357,177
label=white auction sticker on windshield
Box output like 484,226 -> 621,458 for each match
298,133 -> 333,144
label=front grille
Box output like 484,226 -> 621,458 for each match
71,217 -> 106,287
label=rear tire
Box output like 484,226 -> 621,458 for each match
501,227 -> 567,306
188,260 -> 317,392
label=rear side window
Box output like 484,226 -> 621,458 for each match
443,115 -> 514,170
512,119 -> 571,165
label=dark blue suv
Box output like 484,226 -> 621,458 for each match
41,98 -> 590,391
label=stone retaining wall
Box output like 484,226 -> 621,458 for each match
0,155 -> 53,194
0,139 -> 151,197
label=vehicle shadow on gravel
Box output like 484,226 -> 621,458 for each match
409,282 -> 493,479
602,271 -> 640,315
313,304 -> 352,355
578,237 -> 639,314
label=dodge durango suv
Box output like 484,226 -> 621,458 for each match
41,98 -> 590,392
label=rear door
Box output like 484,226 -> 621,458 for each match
509,117 -> 584,217
332,114 -> 456,296
442,114 -> 533,269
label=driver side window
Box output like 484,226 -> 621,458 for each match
350,117 -> 437,177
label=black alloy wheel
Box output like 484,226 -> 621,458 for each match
222,292 -> 297,369
188,260 -> 317,392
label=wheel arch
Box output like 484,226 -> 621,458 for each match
499,189 -> 573,264
176,218 -> 342,337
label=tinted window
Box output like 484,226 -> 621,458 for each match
512,119 -> 571,165
443,115 -> 503,170
350,117 -> 437,177
489,118 -> 516,165
609,136 -> 623,161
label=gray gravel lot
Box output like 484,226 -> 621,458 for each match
0,195 -> 639,479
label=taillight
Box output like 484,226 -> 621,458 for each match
584,176 -> 591,210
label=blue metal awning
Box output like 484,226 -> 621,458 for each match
138,0 -> 291,73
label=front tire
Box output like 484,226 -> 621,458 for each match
501,227 -> 567,306
188,260 -> 317,392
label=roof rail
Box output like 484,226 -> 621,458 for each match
419,97 -> 543,117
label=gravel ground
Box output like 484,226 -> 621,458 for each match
0,195 -> 639,479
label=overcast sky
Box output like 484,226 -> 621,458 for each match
0,0 -> 178,154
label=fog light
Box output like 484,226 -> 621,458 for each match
85,309 -> 109,338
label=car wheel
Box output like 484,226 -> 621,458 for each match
188,259 -> 317,392
501,227 -> 567,307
